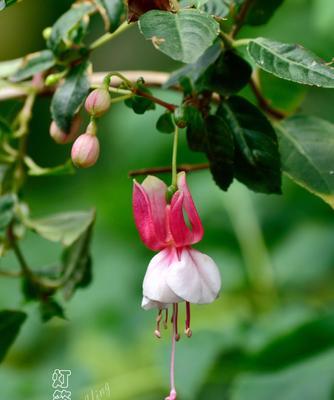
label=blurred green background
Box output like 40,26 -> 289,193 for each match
1,0 -> 334,399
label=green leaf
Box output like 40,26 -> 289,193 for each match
124,85 -> 156,114
21,277 -> 55,302
202,0 -> 231,18
164,41 -> 222,88
60,215 -> 95,300
139,9 -> 220,63
218,96 -> 281,194
39,298 -> 66,322
47,3 -> 95,54
51,60 -> 90,132
96,0 -> 125,32
248,37 -> 334,88
0,58 -> 21,79
276,115 -> 334,208
206,115 -> 235,191
0,310 -> 27,363
26,209 -> 95,247
11,50 -> 55,82
186,106 -> 207,152
24,157 -> 75,177
0,194 -> 16,234
197,50 -> 252,95
245,0 -> 284,26
156,112 -> 175,133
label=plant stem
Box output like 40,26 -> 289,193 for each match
134,89 -> 177,112
7,226 -> 32,278
231,0 -> 254,38
128,162 -> 209,177
172,126 -> 179,187
89,21 -> 131,51
0,269 -> 22,278
233,38 -> 251,48
249,78 -> 286,120
109,94 -> 133,104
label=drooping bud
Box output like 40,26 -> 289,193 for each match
49,115 -> 81,145
71,133 -> 100,168
85,88 -> 111,117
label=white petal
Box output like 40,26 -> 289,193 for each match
166,248 -> 221,304
141,296 -> 169,310
142,248 -> 181,305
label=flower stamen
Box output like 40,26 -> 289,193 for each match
185,301 -> 192,338
164,308 -> 169,329
165,303 -> 178,400
174,303 -> 180,341
154,309 -> 163,339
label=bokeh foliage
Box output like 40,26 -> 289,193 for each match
0,0 -> 334,399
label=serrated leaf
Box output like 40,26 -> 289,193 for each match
11,50 -> 55,82
248,37 -> 334,88
139,9 -> 220,63
0,58 -> 21,79
276,115 -> 334,208
24,157 -> 75,177
51,60 -> 90,132
47,2 -> 95,53
156,112 -> 175,133
26,209 -> 95,247
206,115 -> 235,191
164,41 -> 222,88
96,0 -> 126,31
61,216 -> 94,300
218,96 -> 281,194
0,310 -> 27,363
245,0 -> 284,26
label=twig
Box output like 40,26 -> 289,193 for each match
7,225 -> 32,278
0,269 -> 22,278
128,163 -> 210,177
249,78 -> 286,120
0,71 -> 171,101
231,0 -> 254,38
135,88 -> 177,112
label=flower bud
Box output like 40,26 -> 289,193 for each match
45,73 -> 63,86
173,106 -> 187,128
49,115 -> 81,145
71,133 -> 100,168
42,27 -> 52,40
85,88 -> 111,117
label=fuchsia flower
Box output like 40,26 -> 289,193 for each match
133,171 -> 221,399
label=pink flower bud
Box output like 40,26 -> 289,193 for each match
50,115 -> 81,144
85,88 -> 111,117
71,133 -> 100,168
